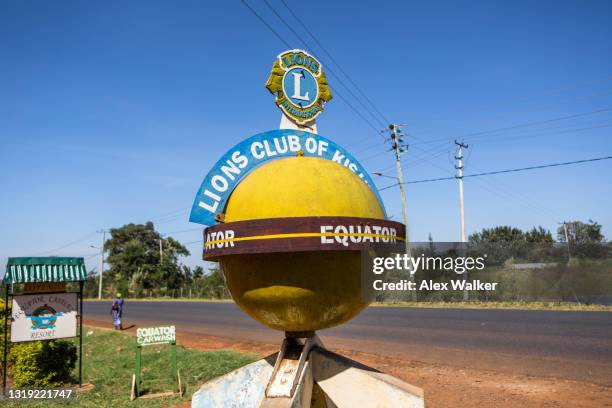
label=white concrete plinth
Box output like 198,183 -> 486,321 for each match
191,355 -> 275,408
191,349 -> 424,408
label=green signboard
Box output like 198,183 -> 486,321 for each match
136,325 -> 176,346
131,325 -> 182,400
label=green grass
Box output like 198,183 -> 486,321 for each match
85,298 -> 612,311
372,300 -> 612,311
3,327 -> 258,407
84,298 -> 233,303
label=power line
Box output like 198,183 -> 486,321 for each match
148,207 -> 189,221
379,155 -> 612,190
466,164 -> 564,219
376,119 -> 612,174
374,145 -> 460,175
400,141 -> 452,167
144,208 -> 191,226
33,231 -> 98,256
153,210 -> 189,222
408,83 -> 612,136
263,0 -> 386,128
380,114 -> 612,174
241,0 -> 385,137
461,122 -> 612,146
461,145 -> 563,220
240,0 -> 291,48
327,85 -> 385,135
501,75 -> 612,104
84,253 -> 100,261
99,207 -> 190,231
352,140 -> 390,156
410,108 -> 612,146
375,112 -> 612,189
29,207 -> 192,257
278,0 -> 390,125
359,148 -> 392,163
462,155 -> 612,179
161,227 -> 202,236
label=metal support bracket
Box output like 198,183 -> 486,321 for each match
265,333 -> 323,398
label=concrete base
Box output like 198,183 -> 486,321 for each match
191,355 -> 276,408
191,349 -> 424,408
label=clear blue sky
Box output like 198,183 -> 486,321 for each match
1,0 -> 611,274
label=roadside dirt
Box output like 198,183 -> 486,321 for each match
85,319 -> 612,408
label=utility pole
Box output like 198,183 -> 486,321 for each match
455,141 -> 469,301
455,141 -> 469,243
97,230 -> 106,300
559,221 -> 572,262
159,238 -> 164,263
390,124 -> 411,251
389,124 -> 415,301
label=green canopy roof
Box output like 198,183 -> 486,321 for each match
4,257 -> 88,284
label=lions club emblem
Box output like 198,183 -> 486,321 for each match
265,49 -> 332,125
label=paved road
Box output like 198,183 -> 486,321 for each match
84,301 -> 612,385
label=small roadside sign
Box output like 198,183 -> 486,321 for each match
136,325 -> 176,346
131,325 -> 182,400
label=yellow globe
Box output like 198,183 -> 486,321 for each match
221,156 -> 384,332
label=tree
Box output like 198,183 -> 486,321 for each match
469,226 -> 525,244
192,266 -> 204,281
103,222 -> 190,295
525,227 -> 553,243
557,220 -> 607,258
469,225 -> 556,264
200,268 -> 228,298
557,220 -> 604,245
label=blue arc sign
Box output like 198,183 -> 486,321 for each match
189,129 -> 386,226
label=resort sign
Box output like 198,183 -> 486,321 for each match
11,293 -> 78,342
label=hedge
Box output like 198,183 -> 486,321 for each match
10,340 -> 77,387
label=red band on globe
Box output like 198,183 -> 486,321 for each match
203,216 -> 405,260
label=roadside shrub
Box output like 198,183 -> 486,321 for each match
0,300 -> 8,377
0,300 -> 6,340
10,340 -> 77,387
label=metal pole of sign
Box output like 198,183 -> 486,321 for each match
79,281 -> 84,387
135,345 -> 142,395
2,284 -> 8,396
170,342 -> 177,383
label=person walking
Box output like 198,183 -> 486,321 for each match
110,292 -> 125,330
